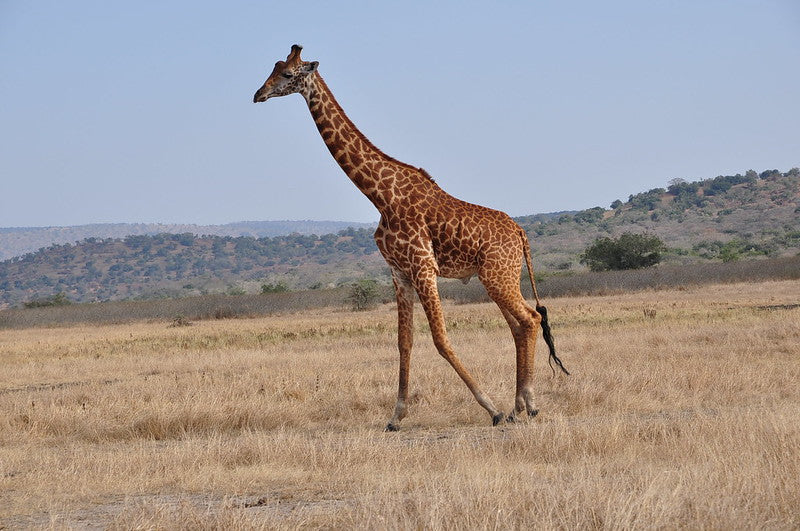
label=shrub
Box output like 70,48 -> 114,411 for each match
347,279 -> 380,311
580,233 -> 667,271
261,281 -> 289,294
719,242 -> 741,263
574,207 -> 605,224
226,285 -> 246,296
627,188 -> 665,211
23,292 -> 72,309
694,239 -> 773,262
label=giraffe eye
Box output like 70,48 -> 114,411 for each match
281,72 -> 293,79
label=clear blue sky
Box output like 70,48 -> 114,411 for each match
1,1 -> 798,228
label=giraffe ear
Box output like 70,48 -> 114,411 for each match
304,61 -> 319,73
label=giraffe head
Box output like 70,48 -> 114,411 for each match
253,45 -> 319,103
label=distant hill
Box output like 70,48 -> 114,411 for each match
0,228 -> 384,307
1,168 -> 798,308
517,168 -> 800,270
0,220 -> 375,261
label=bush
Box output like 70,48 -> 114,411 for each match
226,284 -> 246,296
261,281 -> 289,294
574,207 -> 605,224
347,279 -> 380,311
627,188 -> 665,211
580,233 -> 667,272
693,239 -> 773,262
23,292 -> 72,309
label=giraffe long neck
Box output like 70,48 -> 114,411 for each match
303,73 -> 425,212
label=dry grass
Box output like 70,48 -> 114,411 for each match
1,280 -> 798,529
3,255 -> 798,330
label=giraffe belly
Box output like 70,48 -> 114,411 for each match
437,261 -> 478,281
431,229 -> 481,280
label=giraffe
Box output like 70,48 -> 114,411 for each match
253,45 -> 568,430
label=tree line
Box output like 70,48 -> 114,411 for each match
0,228 -> 381,305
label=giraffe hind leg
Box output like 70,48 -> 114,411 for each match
497,307 -> 529,421
481,272 -> 542,421
497,304 -> 541,421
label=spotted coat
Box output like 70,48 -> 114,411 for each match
254,45 -> 565,429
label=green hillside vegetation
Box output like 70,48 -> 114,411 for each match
0,228 -> 385,307
0,220 -> 375,261
516,168 -> 799,269
0,168 -> 798,308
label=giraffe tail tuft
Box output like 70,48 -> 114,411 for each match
521,226 -> 569,376
536,304 -> 570,376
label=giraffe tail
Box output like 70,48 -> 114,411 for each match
535,304 -> 570,376
520,228 -> 570,376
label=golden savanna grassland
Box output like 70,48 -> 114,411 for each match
1,280 -> 798,528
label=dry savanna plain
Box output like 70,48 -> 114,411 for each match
1,280 -> 799,529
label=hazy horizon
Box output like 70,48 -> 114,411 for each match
0,219 -> 378,231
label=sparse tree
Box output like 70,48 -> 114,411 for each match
261,281 -> 289,293
580,233 -> 667,271
347,279 -> 380,311
23,291 -> 72,308
226,284 -> 246,296
574,207 -> 605,224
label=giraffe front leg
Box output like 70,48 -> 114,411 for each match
385,271 -> 415,432
412,268 -> 503,425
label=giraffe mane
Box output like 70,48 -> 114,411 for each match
418,168 -> 436,184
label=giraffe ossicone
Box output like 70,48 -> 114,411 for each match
253,45 -> 568,429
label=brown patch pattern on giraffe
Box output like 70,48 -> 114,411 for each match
253,45 -> 568,430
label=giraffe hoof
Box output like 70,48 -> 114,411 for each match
384,423 -> 399,432
506,413 -> 518,423
527,408 -> 539,418
492,413 -> 505,426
